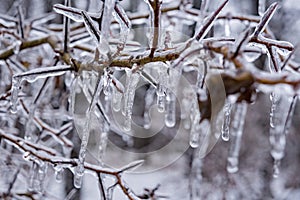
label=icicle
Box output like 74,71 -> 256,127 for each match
69,76 -> 78,114
164,66 -> 180,128
24,113 -> 36,142
37,161 -> 48,193
284,95 -> 297,135
10,77 -> 21,114
224,13 -> 231,37
156,64 -> 168,113
181,88 -> 194,130
28,162 -> 38,191
101,0 -> 115,38
103,76 -> 113,113
144,87 -> 155,129
54,164 -> 64,183
112,2 -> 131,55
165,90 -> 176,128
221,102 -> 232,141
189,99 -> 201,148
97,118 -> 109,165
227,102 -> 247,173
189,114 -> 201,148
122,69 -> 140,131
74,75 -> 103,188
97,131 -> 108,165
270,92 -> 279,128
112,86 -> 123,112
258,0 -> 266,16
269,92 -> 291,177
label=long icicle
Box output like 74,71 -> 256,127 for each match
269,92 -> 293,178
227,102 -> 247,173
74,74 -> 103,188
156,63 -> 168,113
122,69 -> 140,131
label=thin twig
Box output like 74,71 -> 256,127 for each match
148,0 -> 162,58
195,0 -> 229,41
252,2 -> 278,38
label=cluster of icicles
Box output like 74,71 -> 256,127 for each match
10,55 -> 297,192
7,0 -> 298,196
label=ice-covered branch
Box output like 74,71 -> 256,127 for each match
0,130 -> 140,200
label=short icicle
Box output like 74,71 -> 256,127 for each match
164,67 -> 180,127
227,102 -> 247,173
165,90 -> 176,128
74,75 -> 103,188
221,102 -> 232,141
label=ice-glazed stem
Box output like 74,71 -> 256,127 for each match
221,102 -> 232,141
227,102 -> 247,173
74,75 -> 103,188
269,92 -> 292,178
122,70 -> 140,131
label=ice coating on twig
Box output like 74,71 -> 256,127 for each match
53,4 -> 100,22
10,65 -> 72,113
